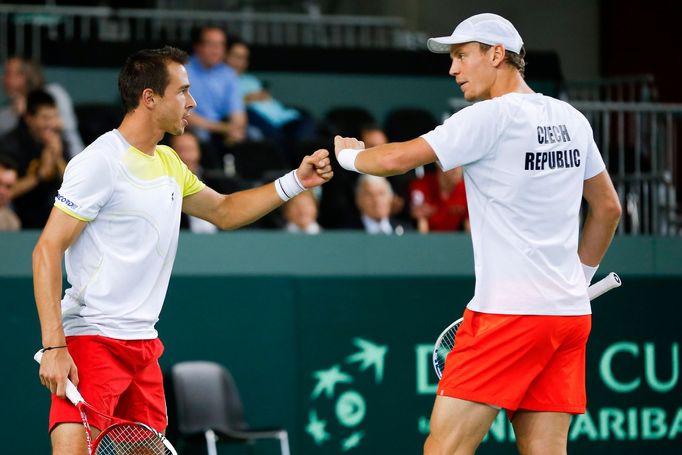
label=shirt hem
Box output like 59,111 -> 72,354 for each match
466,303 -> 592,316
54,203 -> 92,222
64,327 -> 159,340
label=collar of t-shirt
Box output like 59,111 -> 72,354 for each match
361,215 -> 393,235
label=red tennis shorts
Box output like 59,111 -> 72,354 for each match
49,335 -> 167,433
437,308 -> 591,419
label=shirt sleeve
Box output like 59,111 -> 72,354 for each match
54,150 -> 115,221
421,100 -> 500,171
182,162 -> 205,198
583,121 -> 606,180
156,145 -> 206,198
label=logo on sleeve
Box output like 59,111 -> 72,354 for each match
55,193 -> 80,210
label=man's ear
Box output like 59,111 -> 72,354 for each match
141,88 -> 156,109
490,44 -> 506,67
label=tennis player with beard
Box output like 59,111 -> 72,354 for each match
34,46 -> 333,454
335,13 -> 621,455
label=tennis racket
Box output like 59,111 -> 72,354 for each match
432,272 -> 622,379
34,350 -> 177,455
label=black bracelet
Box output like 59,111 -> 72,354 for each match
41,345 -> 67,352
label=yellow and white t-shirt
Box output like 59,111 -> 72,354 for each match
422,93 -> 606,316
54,130 -> 205,339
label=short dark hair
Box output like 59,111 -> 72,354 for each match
0,154 -> 19,172
360,121 -> 383,133
479,43 -> 526,78
191,25 -> 226,47
226,34 -> 247,51
118,46 -> 188,113
25,89 -> 56,116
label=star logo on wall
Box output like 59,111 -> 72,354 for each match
346,337 -> 388,383
341,431 -> 365,451
307,338 -> 389,451
311,364 -> 354,399
305,410 -> 331,445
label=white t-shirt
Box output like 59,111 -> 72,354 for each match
422,93 -> 605,315
54,130 -> 205,339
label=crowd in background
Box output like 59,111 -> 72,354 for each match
0,25 -> 469,235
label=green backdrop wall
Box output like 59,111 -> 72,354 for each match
1,232 -> 680,454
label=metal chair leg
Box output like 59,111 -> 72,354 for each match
205,429 -> 218,455
279,431 -> 291,455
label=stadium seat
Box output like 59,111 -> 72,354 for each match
74,103 -> 124,145
324,106 -> 375,138
384,108 -> 438,142
230,140 -> 288,181
169,361 -> 290,455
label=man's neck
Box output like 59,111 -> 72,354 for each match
489,70 -> 534,99
117,113 -> 163,156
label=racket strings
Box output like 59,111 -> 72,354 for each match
96,424 -> 171,455
434,321 -> 462,377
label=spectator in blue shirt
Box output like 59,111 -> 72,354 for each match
186,26 -> 247,169
226,37 -> 317,165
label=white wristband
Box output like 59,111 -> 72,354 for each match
337,148 -> 363,173
582,263 -> 599,285
275,170 -> 306,202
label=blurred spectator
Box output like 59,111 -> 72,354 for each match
409,166 -> 469,233
348,175 -> 408,234
359,122 -> 388,148
360,122 -> 411,223
168,132 -> 217,234
0,89 -> 67,229
186,26 -> 247,170
1,56 -> 84,158
282,190 -> 321,234
226,37 -> 316,165
0,156 -> 21,231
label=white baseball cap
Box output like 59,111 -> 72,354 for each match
427,13 -> 524,54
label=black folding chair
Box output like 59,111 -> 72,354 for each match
170,361 -> 290,455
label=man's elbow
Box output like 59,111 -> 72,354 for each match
212,195 -> 239,230
32,238 -> 54,270
606,197 -> 622,222
31,242 -> 43,267
594,197 -> 622,225
217,220 -> 238,231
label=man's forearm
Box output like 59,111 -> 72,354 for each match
214,183 -> 283,230
187,113 -> 228,134
227,112 -> 247,141
12,174 -> 40,198
578,208 -> 620,266
32,241 -> 66,347
353,144 -> 406,177
341,138 -> 436,177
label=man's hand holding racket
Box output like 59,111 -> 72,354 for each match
35,350 -> 178,454
39,346 -> 79,399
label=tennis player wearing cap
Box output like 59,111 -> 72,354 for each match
334,13 -> 621,455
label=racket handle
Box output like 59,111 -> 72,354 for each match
34,349 -> 86,406
587,272 -> 621,300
